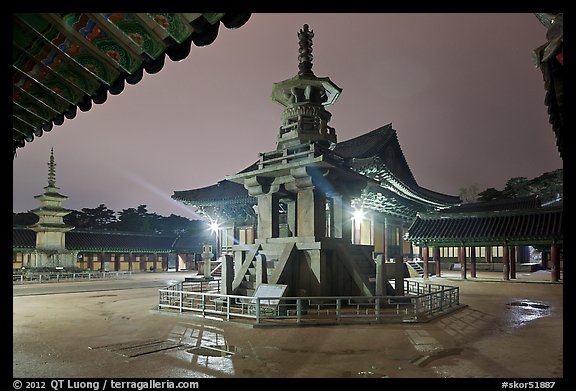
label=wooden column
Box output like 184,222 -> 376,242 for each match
551,240 -> 560,282
459,243 -> 467,280
434,246 -> 441,277
502,242 -> 510,280
162,254 -> 168,271
398,225 -> 404,258
541,250 -> 548,270
422,242 -> 429,280
394,255 -> 404,295
485,245 -> 492,263
510,245 -> 517,279
470,246 -> 477,278
383,218 -> 389,262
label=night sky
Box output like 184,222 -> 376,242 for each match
12,13 -> 562,219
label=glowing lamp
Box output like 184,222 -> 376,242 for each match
353,209 -> 365,221
209,221 -> 219,233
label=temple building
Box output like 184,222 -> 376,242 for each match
405,195 -> 563,282
172,25 -> 461,297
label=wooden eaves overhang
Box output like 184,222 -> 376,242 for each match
353,156 -> 459,220
13,13 -> 251,157
533,13 -> 563,159
343,125 -> 460,220
405,206 -> 563,247
172,166 -> 257,224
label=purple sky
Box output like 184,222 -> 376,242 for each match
12,13 -> 562,219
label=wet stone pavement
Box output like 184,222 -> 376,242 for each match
12,270 -> 564,380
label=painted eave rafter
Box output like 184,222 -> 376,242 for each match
13,12 -> 251,157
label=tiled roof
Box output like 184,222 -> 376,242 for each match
334,124 -> 417,186
13,227 -> 201,252
172,124 -> 459,208
406,206 -> 562,246
13,13 -> 251,157
172,179 -> 255,205
437,196 -> 541,215
12,227 -> 36,249
66,230 -> 175,251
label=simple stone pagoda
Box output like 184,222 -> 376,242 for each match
27,148 -> 76,268
221,25 -> 394,297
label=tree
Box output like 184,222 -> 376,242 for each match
529,169 -> 563,204
154,214 -> 198,235
475,168 -> 562,203
502,177 -> 531,198
14,203 -> 205,236
111,205 -> 161,234
477,187 -> 504,202
65,204 -> 117,230
458,184 -> 479,203
13,212 -> 38,226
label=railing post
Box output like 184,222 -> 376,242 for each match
336,299 -> 341,322
296,299 -> 302,324
375,297 -> 381,321
440,286 -> 445,311
256,299 -> 261,325
226,296 -> 231,321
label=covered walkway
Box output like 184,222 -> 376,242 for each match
406,204 -> 562,282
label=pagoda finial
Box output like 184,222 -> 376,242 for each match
48,148 -> 56,187
298,24 -> 314,76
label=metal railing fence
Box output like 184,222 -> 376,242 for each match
158,279 -> 460,325
13,271 -> 132,284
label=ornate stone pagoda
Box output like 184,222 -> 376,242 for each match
173,25 -> 461,297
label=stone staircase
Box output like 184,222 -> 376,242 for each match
233,243 -> 296,296
333,243 -> 396,296
346,245 -> 377,292
406,259 -> 425,277
233,242 -> 397,297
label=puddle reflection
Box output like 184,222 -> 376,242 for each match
166,323 -> 236,376
505,300 -> 551,328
